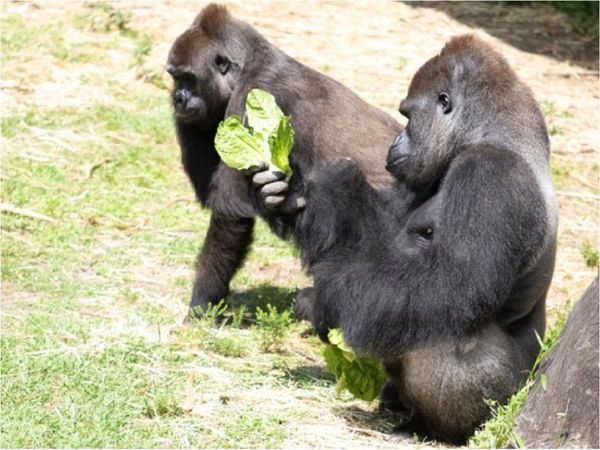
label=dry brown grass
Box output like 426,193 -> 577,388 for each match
2,1 -> 598,448
6,1 -> 597,315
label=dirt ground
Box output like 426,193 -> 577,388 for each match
2,1 -> 598,448
5,1 -> 598,312
143,0 -> 600,313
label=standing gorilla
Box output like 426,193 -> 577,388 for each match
166,4 -> 404,315
253,35 -> 558,443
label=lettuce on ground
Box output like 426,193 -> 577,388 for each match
323,329 -> 387,402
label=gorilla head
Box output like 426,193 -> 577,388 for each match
386,34 -> 547,191
166,5 -> 245,129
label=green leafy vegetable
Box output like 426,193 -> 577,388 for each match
214,89 -> 294,176
268,116 -> 294,177
322,329 -> 387,402
214,116 -> 268,171
246,89 -> 283,139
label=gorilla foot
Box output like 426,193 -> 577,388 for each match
187,292 -> 227,321
379,380 -> 407,412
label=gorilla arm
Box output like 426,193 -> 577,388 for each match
295,147 -> 547,357
293,159 -> 385,266
176,122 -> 220,206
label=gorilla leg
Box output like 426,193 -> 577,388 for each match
190,215 -> 254,315
294,287 -> 315,322
386,324 -> 525,444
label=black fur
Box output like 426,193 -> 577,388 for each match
259,35 -> 558,443
167,4 -> 403,313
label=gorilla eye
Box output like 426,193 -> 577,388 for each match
438,93 -> 452,114
214,54 -> 230,75
419,226 -> 433,239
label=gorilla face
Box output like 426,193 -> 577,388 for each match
386,55 -> 464,191
166,28 -> 240,129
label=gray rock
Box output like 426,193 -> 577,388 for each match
514,276 -> 599,448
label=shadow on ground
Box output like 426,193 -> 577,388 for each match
406,1 -> 599,71
282,364 -> 335,386
332,404 -> 414,441
227,284 -> 298,317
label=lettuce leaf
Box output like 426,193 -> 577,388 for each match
323,329 -> 388,402
268,115 -> 294,177
214,115 -> 268,171
246,88 -> 284,139
214,89 -> 293,176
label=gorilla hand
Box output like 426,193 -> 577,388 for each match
250,166 -> 306,215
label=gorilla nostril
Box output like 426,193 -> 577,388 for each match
174,91 -> 186,107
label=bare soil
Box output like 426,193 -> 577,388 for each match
2,1 -> 598,448
137,0 -> 600,316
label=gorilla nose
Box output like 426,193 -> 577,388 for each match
387,132 -> 410,166
174,90 -> 187,109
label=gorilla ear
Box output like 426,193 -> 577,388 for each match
438,93 -> 452,114
193,3 -> 231,36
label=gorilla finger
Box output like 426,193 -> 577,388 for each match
260,181 -> 289,196
242,162 -> 268,177
264,195 -> 285,209
293,196 -> 306,209
252,169 -> 286,187
282,195 -> 306,214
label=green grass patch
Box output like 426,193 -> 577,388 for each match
548,1 -> 599,36
214,409 -> 288,448
1,14 -> 35,51
580,241 -> 599,268
253,304 -> 295,353
500,2 -> 599,36
0,8 -> 310,445
1,335 -> 185,447
75,1 -> 134,36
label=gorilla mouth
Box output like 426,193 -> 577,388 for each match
174,97 -> 206,123
385,154 -> 408,172
175,109 -> 203,122
385,157 -> 405,168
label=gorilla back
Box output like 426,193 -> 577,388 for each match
285,35 -> 558,443
166,4 -> 403,314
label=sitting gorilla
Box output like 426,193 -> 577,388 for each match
252,35 -> 558,443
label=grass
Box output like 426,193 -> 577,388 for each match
1,2 -> 598,449
500,1 -> 599,36
580,241 -> 599,268
254,305 -> 295,353
76,1 -> 135,35
547,1 -> 599,36
0,6 -> 320,448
